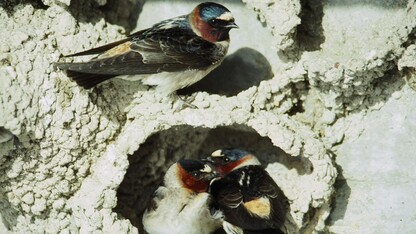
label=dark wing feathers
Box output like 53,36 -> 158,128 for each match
57,52 -> 149,75
252,169 -> 289,227
64,70 -> 116,89
211,166 -> 290,231
130,28 -> 222,69
216,185 -> 243,209
57,25 -> 220,73
211,176 -> 259,230
63,38 -> 131,57
63,29 -> 147,57
256,171 -> 285,199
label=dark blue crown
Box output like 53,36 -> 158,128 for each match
221,148 -> 250,161
198,2 -> 230,21
178,159 -> 205,172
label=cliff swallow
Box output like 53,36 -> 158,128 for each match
142,159 -> 222,234
205,148 -> 291,234
56,2 -> 238,95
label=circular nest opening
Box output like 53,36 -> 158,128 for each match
113,124 -> 313,231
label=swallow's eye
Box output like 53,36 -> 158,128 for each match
192,172 -> 200,177
209,19 -> 218,24
209,19 -> 222,27
223,157 -> 230,163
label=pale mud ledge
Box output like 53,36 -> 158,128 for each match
0,0 -> 415,233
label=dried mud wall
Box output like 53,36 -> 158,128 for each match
0,0 -> 415,233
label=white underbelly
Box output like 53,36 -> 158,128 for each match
116,65 -> 218,95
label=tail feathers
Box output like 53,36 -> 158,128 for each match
65,70 -> 116,89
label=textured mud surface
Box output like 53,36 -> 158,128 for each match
1,0 -> 415,233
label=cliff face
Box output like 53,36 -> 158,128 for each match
0,0 -> 415,233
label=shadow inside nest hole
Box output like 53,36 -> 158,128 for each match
278,0 -> 326,61
178,47 -> 274,97
113,124 -> 313,231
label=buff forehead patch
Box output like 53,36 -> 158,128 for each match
216,12 -> 234,21
211,149 -> 224,157
200,164 -> 213,173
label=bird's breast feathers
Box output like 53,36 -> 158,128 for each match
143,189 -> 219,234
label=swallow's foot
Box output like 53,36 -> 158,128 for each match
173,94 -> 197,110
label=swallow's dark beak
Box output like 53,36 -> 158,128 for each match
208,174 -> 222,189
203,172 -> 217,181
225,22 -> 239,29
213,171 -> 221,178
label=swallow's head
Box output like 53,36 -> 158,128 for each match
204,148 -> 261,176
169,159 -> 217,193
190,2 -> 238,42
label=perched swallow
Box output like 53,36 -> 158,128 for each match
142,159 -> 222,234
205,148 -> 291,234
56,2 -> 238,95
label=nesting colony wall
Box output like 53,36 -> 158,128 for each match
1,0 -> 415,233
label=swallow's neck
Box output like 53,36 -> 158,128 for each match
204,29 -> 230,43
